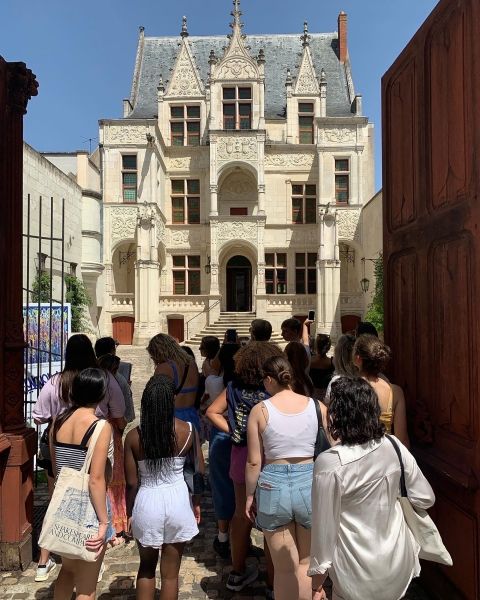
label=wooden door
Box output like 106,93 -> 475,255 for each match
383,1 -> 480,597
341,314 -> 360,334
168,318 -> 184,343
112,316 -> 134,345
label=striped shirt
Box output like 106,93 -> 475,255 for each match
54,419 -> 103,476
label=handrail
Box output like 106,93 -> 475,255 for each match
185,300 -> 220,341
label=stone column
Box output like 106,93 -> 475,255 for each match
317,210 -> 341,339
0,58 -> 38,570
208,218 -> 220,321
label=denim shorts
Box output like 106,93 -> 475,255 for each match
255,463 -> 314,531
208,427 -> 235,521
104,497 -> 115,542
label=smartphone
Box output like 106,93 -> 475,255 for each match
226,328 -> 237,343
308,310 -> 315,321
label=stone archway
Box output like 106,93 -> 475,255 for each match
226,255 -> 252,312
218,166 -> 258,216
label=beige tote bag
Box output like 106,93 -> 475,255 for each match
386,435 -> 453,566
38,419 -> 107,562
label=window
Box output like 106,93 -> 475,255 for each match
265,253 -> 287,294
230,207 -> 248,216
223,87 -> 252,130
172,255 -> 201,295
170,105 -> 200,146
299,102 -> 314,144
69,263 -> 77,277
122,154 -> 137,202
171,179 -> 200,224
295,253 -> 317,294
335,158 -> 350,203
292,184 -> 316,224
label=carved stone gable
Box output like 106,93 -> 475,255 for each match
294,48 -> 320,95
166,40 -> 204,98
215,13 -> 259,81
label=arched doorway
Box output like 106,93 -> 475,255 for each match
226,256 -> 252,312
112,316 -> 135,345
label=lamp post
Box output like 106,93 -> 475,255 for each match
204,255 -> 211,275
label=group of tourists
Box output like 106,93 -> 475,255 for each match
32,317 -> 436,600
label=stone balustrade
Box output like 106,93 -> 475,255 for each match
111,293 -> 135,307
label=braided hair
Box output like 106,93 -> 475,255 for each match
146,333 -> 191,367
139,374 -> 177,475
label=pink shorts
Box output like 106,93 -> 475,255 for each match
229,445 -> 248,484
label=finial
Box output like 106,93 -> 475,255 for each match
139,25 -> 145,34
257,48 -> 265,65
285,68 -> 292,86
230,0 -> 244,31
181,15 -> 189,38
208,49 -> 218,65
301,21 -> 311,48
320,68 -> 326,83
157,74 -> 165,93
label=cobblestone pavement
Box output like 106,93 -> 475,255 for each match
0,346 -> 432,599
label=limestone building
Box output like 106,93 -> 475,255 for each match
99,1 -> 375,345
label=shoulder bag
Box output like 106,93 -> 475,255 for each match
314,400 -> 330,459
386,435 -> 452,566
38,419 -> 108,562
183,425 -> 205,496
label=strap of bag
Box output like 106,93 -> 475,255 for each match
386,434 -> 408,497
191,426 -> 201,472
175,361 -> 190,395
314,400 -> 330,459
81,419 -> 107,474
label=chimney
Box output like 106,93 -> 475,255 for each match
338,11 -> 348,63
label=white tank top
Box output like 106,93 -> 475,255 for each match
261,398 -> 318,461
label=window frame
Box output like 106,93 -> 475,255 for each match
298,102 -> 315,144
172,255 -> 201,295
291,183 -> 317,224
170,104 -> 201,146
222,86 -> 252,130
335,158 -> 350,204
122,154 -> 138,203
295,253 -> 317,294
265,252 -> 287,295
170,179 -> 201,224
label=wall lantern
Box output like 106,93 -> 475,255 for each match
360,277 -> 370,293
204,255 -> 211,275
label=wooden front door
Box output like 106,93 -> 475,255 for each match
112,316 -> 135,345
383,1 -> 480,597
168,318 -> 184,343
341,314 -> 360,334
226,256 -> 252,312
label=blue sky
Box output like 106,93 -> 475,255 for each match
1,0 -> 438,190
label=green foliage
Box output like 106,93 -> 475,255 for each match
65,275 -> 91,332
364,253 -> 384,333
31,272 -> 52,302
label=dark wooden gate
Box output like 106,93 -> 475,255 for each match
382,0 -> 480,597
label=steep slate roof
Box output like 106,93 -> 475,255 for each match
128,33 -> 353,120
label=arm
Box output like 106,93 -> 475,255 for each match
105,373 -> 127,432
32,379 -> 56,425
124,430 -> 139,533
302,320 -> 313,346
49,420 -> 57,477
392,384 -> 410,448
206,388 -> 229,434
399,440 -> 435,510
308,467 -> 342,587
86,422 -> 112,555
191,429 -> 205,523
245,405 -> 263,521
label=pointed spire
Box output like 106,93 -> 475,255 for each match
181,15 -> 189,38
157,74 -> 165,93
285,68 -> 293,86
257,48 -> 265,65
301,21 -> 311,48
320,68 -> 326,83
208,49 -> 218,65
230,0 -> 243,31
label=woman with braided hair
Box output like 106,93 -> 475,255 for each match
246,355 -> 328,600
124,374 -> 203,599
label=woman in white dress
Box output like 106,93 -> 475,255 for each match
309,376 -> 435,600
124,374 -> 203,600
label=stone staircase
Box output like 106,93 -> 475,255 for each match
184,312 -> 285,346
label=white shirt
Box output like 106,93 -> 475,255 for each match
204,374 -> 225,406
308,436 -> 435,600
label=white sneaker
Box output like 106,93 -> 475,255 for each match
35,558 -> 57,582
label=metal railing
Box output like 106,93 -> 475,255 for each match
185,299 -> 220,341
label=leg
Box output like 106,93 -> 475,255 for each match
53,558 -> 75,600
136,542 -> 160,600
218,519 -> 229,534
264,538 -> 275,591
264,523 -> 301,600
159,542 -> 185,600
294,523 -> 312,600
230,482 -> 252,573
54,550 -> 105,600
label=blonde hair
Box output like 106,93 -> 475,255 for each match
147,333 -> 191,366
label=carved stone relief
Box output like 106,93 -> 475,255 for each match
110,206 -> 137,244
169,155 -> 208,170
217,136 -> 258,163
336,209 -> 361,242
323,128 -> 356,145
294,51 -> 320,95
216,221 -> 257,243
265,153 -> 315,168
104,125 -> 149,145
217,59 -> 258,80
166,43 -> 204,98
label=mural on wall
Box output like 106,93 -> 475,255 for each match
23,303 -> 71,366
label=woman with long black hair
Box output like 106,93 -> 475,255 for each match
50,368 -> 115,599
124,374 -> 203,600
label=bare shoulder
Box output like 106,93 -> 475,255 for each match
124,426 -> 139,449
155,362 -> 173,377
